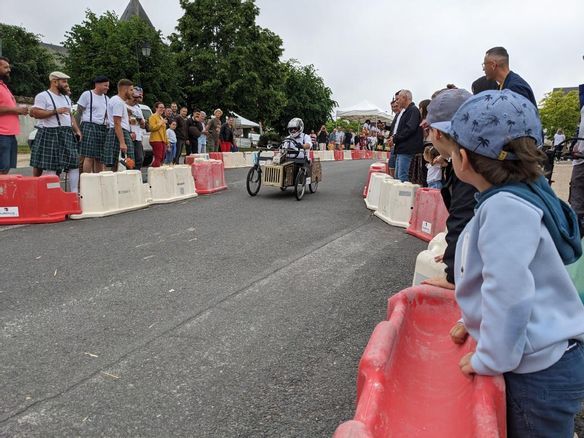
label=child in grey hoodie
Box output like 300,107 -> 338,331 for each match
430,89 -> 584,438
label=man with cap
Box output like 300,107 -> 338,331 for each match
127,87 -> 146,170
103,79 -> 134,171
30,71 -> 82,192
0,56 -> 29,175
77,76 -> 110,173
420,88 -> 476,290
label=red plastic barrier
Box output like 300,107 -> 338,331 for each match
334,286 -> 506,438
334,150 -> 344,161
209,152 -> 223,162
185,154 -> 209,165
190,159 -> 227,195
351,150 -> 366,160
0,175 -> 81,225
309,150 -> 315,161
365,150 -> 374,160
362,162 -> 387,198
406,188 -> 449,242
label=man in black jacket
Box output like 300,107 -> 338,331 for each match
391,90 -> 424,182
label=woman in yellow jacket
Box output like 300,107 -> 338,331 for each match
149,102 -> 168,167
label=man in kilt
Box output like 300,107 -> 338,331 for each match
77,76 -> 109,173
30,71 -> 82,193
103,79 -> 134,171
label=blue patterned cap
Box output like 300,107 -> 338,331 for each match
430,89 -> 543,160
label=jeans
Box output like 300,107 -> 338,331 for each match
174,138 -> 186,163
428,180 -> 442,190
387,146 -> 396,170
165,142 -> 176,164
395,153 -> 413,182
504,342 -> 584,438
198,136 -> 207,154
133,140 -> 143,170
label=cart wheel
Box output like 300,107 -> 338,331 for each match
309,179 -> 318,193
246,167 -> 261,196
294,168 -> 306,201
280,187 -> 287,191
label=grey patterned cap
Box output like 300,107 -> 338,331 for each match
431,89 -> 543,161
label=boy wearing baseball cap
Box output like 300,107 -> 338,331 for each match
431,89 -> 584,437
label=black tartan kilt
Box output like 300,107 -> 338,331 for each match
79,122 -> 107,159
102,128 -> 134,167
30,126 -> 79,171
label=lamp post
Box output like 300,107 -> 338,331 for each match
135,42 -> 151,87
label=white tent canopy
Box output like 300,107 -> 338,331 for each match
336,100 -> 393,124
232,111 -> 260,130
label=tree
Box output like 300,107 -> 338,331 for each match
276,61 -> 337,134
0,23 -> 57,97
170,0 -> 286,126
539,90 -> 581,140
62,10 -> 181,107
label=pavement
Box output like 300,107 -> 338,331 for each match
0,160 -> 426,437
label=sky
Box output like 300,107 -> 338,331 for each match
2,0 -> 584,113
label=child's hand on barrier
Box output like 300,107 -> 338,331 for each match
421,276 -> 454,290
459,352 -> 476,377
450,322 -> 468,345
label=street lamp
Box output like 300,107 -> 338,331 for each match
135,42 -> 151,87
141,42 -> 151,58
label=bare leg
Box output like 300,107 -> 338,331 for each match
82,157 -> 94,173
94,160 -> 104,173
33,167 -> 43,177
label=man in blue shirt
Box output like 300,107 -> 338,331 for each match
482,46 -> 538,109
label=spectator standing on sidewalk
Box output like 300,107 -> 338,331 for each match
482,46 -> 537,109
198,111 -> 208,154
317,125 -> 328,151
149,102 -> 168,168
206,109 -> 223,152
128,87 -> 146,170
174,106 -> 189,163
165,120 -> 177,165
103,79 -> 135,171
392,89 -> 424,182
77,76 -> 110,173
220,116 -> 235,152
0,57 -> 29,175
30,71 -> 82,192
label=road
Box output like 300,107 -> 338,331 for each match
0,161 -> 425,437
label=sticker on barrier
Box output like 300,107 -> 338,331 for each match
0,175 -> 81,224
406,188 -> 449,242
333,285 -> 506,438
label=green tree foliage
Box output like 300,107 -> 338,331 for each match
539,90 -> 581,139
276,61 -> 337,134
62,10 -> 180,107
171,0 -> 286,126
325,119 -> 361,134
0,23 -> 57,97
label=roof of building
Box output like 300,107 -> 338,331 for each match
120,0 -> 154,28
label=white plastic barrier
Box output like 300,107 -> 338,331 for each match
148,165 -> 198,204
365,173 -> 393,211
222,152 -> 248,169
71,170 -> 150,219
313,150 -> 334,162
412,232 -> 447,285
190,153 -> 210,161
344,150 -> 353,160
374,180 -> 420,228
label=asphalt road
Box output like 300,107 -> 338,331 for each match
0,161 -> 425,437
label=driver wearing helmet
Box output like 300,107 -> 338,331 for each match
284,118 -> 312,161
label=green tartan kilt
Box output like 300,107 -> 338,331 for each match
102,128 -> 134,167
30,126 -> 79,171
79,122 -> 107,159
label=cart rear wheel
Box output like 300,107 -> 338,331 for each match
309,179 -> 318,193
294,168 -> 306,201
246,167 -> 261,196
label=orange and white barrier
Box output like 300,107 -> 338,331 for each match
406,188 -> 449,242
191,159 -> 227,195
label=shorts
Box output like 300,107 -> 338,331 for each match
0,135 -> 17,171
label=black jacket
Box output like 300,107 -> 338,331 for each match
220,123 -> 234,143
441,163 -> 478,284
393,103 -> 424,155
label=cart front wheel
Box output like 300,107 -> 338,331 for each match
246,167 -> 261,196
294,168 -> 307,201
309,178 -> 318,193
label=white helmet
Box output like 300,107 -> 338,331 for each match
287,118 -> 304,138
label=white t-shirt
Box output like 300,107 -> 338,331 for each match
130,104 -> 144,141
392,109 -> 405,135
284,133 -> 311,159
167,128 -> 177,144
33,90 -> 72,128
553,133 -> 566,147
107,95 -> 131,131
77,90 -> 108,124
426,163 -> 442,183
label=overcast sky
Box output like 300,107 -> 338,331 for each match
2,0 -> 583,112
